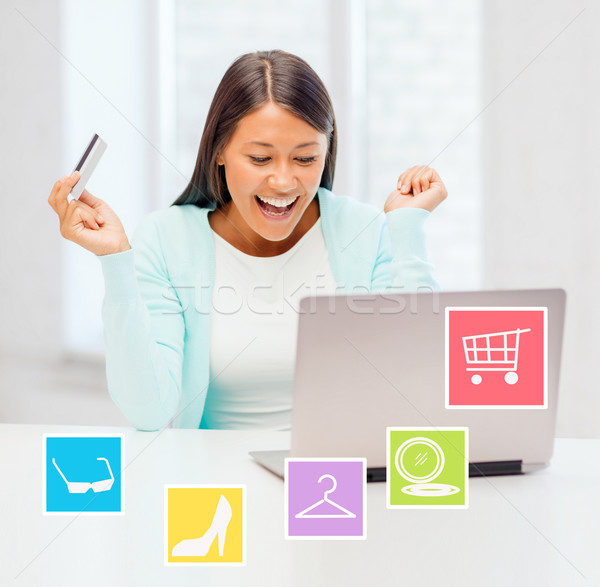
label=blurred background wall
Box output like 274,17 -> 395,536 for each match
0,0 -> 595,437
482,2 -> 598,438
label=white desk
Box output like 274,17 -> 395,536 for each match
0,424 -> 598,586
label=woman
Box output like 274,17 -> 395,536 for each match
48,50 -> 447,431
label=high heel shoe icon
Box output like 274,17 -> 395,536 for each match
172,495 -> 233,557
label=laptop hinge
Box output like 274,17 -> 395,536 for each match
469,460 -> 523,477
366,460 -> 523,483
366,467 -> 386,482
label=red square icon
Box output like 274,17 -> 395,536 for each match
445,307 -> 547,409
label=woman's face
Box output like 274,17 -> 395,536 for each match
217,101 -> 328,244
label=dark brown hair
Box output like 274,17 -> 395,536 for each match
172,50 -> 337,208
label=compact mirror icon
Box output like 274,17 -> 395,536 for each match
52,457 -> 115,494
395,438 -> 460,497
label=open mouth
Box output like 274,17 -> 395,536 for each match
255,194 -> 299,218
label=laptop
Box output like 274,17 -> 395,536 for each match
250,289 -> 566,481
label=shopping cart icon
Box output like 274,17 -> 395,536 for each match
462,327 -> 531,385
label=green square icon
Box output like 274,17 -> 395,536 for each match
386,427 -> 469,509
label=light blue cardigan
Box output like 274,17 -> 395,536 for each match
99,187 -> 439,430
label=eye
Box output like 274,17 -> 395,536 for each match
250,156 -> 270,163
296,157 -> 317,164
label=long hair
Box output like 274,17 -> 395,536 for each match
172,50 -> 337,208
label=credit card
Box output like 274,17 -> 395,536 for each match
70,133 -> 107,198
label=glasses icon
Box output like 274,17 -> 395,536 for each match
52,457 -> 115,494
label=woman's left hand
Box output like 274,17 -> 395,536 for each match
384,165 -> 448,213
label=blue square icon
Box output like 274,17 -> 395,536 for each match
44,435 -> 123,514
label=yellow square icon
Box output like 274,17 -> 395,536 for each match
165,485 -> 245,565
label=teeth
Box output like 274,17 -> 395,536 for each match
256,194 -> 298,207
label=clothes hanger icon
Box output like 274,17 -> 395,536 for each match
295,474 -> 356,519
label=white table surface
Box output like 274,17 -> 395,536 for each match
0,424 -> 598,587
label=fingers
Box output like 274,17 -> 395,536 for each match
398,173 -> 408,193
59,199 -> 103,239
388,165 -> 448,213
78,190 -> 105,223
412,169 -> 432,194
47,178 -> 67,214
397,166 -> 436,195
48,171 -> 80,218
78,188 -> 102,209
71,198 -> 104,227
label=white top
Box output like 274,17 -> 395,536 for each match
202,218 -> 338,430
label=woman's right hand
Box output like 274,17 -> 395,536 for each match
48,171 -> 131,256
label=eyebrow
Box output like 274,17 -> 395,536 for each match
243,141 -> 320,149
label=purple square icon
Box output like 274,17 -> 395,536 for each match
284,458 -> 366,539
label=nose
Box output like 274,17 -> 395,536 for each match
267,160 -> 297,192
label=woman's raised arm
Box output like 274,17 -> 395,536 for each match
48,173 -> 185,430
